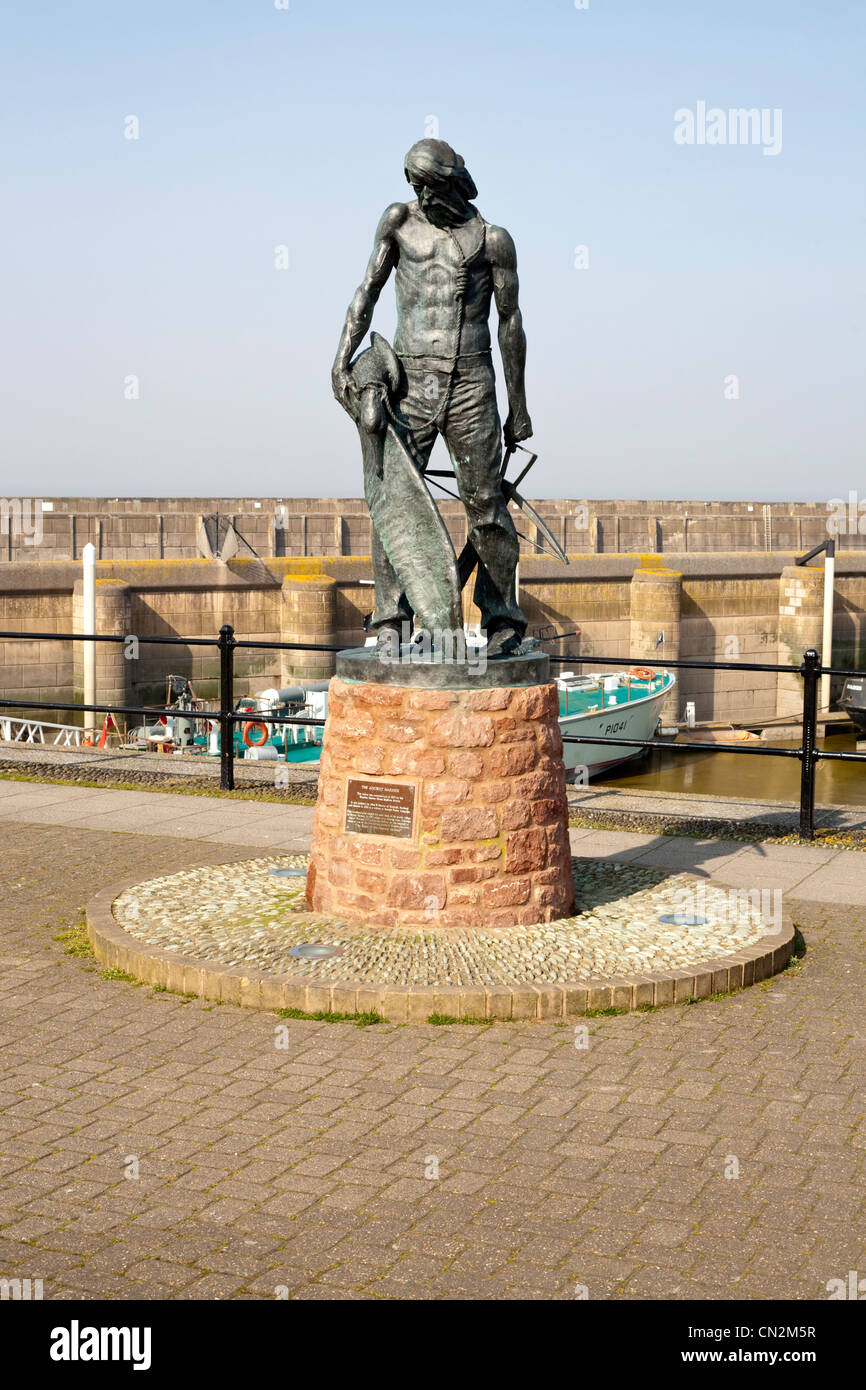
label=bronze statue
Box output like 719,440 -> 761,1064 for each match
332,138 -> 549,659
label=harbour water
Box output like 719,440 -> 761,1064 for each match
602,729 -> 866,809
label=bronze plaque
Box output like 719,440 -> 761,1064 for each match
345,778 -> 416,840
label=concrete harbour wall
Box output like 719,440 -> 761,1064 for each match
1,551 -> 864,727
3,496 -> 864,563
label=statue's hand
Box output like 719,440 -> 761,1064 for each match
331,365 -> 357,418
504,408 -> 533,449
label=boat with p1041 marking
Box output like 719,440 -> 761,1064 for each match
556,667 -> 675,777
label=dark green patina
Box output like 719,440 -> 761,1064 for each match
332,139 -> 565,662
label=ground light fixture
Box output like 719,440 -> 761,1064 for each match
288,943 -> 342,960
657,912 -> 710,927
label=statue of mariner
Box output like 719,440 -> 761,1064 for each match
332,138 -> 562,660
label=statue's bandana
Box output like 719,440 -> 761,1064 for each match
404,138 -> 478,228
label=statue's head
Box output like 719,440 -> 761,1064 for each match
404,139 -> 477,228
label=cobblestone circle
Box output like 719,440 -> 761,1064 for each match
112,855 -> 773,987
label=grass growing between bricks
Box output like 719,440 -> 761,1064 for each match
51,918 -> 226,1001
275,1006 -> 384,1027
427,1013 -> 494,1026
52,911 -> 93,959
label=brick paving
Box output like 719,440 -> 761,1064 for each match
1,820 -> 865,1300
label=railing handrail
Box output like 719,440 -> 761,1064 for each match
547,652 -> 866,678
3,628 -> 865,680
0,630 -> 218,647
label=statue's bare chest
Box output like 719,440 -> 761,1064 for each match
394,215 -> 489,301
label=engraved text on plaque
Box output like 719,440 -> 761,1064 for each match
345,778 -> 416,839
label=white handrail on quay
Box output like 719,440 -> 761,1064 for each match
0,717 -> 83,747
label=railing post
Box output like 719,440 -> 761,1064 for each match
799,648 -> 820,840
218,624 -> 235,791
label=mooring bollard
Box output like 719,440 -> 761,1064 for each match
218,623 -> 236,790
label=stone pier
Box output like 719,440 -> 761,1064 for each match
629,567 -> 682,720
280,574 -> 337,684
73,578 -> 132,717
776,564 -> 824,719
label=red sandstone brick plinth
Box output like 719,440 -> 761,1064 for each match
306,677 -> 575,928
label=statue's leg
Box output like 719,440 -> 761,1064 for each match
370,527 -> 414,631
370,370 -> 462,634
358,424 -> 412,631
444,358 -> 527,637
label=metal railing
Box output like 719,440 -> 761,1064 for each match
1,625 -> 864,840
546,647 -> 866,839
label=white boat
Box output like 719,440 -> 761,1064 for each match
359,633 -> 674,779
556,668 -> 675,778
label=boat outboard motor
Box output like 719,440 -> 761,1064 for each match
839,677 -> 866,737
274,687 -> 307,705
254,687 -> 307,707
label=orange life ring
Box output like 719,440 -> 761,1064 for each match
629,667 -> 656,682
242,720 -> 269,747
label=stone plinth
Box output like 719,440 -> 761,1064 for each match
335,644 -> 550,688
306,674 -> 575,928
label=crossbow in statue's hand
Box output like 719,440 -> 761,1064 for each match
503,408 -> 533,450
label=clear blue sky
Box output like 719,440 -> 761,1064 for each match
1,0 -> 863,500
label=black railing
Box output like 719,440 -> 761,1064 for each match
1,626 -> 864,840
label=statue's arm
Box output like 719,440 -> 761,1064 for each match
331,203 -> 406,414
489,224 -> 532,446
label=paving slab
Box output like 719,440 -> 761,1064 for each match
59,810 -> 259,838
43,804 -> 205,832
726,842 -> 840,866
0,796 -> 180,827
628,837 -> 748,871
195,825 -> 312,849
704,861 -> 831,893
0,805 -> 201,831
785,852 -> 866,881
0,787 -> 123,814
780,864 -> 866,902
568,784 -> 866,833
0,782 -> 83,801
567,830 -> 666,861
